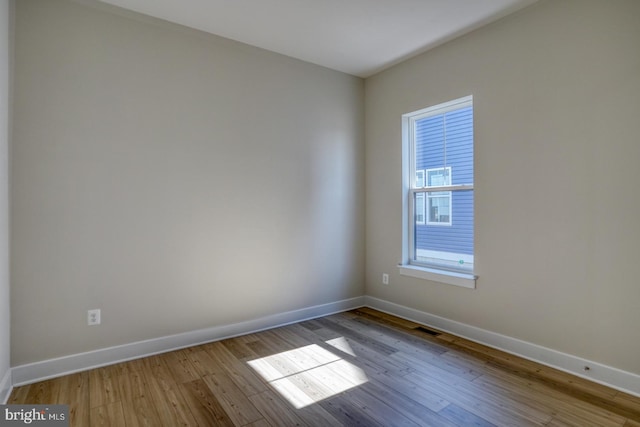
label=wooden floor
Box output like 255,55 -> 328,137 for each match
9,308 -> 640,426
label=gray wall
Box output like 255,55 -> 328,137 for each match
0,0 -> 10,397
11,0 -> 364,365
365,0 -> 640,375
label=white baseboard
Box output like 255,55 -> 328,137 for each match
10,294 -> 640,399
12,296 -> 365,386
0,368 -> 11,404
364,296 -> 640,398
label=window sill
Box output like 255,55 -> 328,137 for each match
398,264 -> 477,289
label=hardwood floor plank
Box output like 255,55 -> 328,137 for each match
476,367 -> 628,426
339,386 -> 422,427
390,347 -> 483,381
60,372 -> 90,427
546,417 -> 584,427
148,383 -> 199,427
358,379 -> 457,427
129,395 -> 163,427
294,398 -> 346,427
245,338 -> 275,358
442,371 -> 554,426
201,371 -> 263,426
142,354 -> 178,392
438,403 -> 497,427
314,317 -> 399,356
283,320 -> 418,381
270,325 -> 322,349
248,389 -> 309,427
303,324 -> 343,342
364,368 -> 450,412
277,322 -> 353,358
7,384 -> 29,404
435,332 -> 459,343
449,336 -> 619,401
24,378 -> 60,404
89,402 -> 126,427
299,319 -> 324,331
186,348 -> 223,377
319,394 -> 384,427
89,368 -> 119,409
350,309 -> 450,355
354,307 -> 423,330
222,336 -> 259,360
108,357 -> 145,377
550,411 -> 626,427
615,392 -> 640,420
245,343 -> 309,381
205,340 -> 269,396
115,370 -> 147,401
244,330 -> 295,356
178,379 -> 235,427
297,322 -> 414,378
265,358 -> 366,409
439,345 -> 490,374
161,349 -> 200,384
244,419 -> 273,427
341,313 -> 450,358
402,367 -> 546,427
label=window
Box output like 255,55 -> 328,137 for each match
415,192 -> 425,225
425,167 -> 451,225
401,96 -> 476,288
415,170 -> 425,187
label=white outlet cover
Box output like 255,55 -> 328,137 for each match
88,309 -> 101,325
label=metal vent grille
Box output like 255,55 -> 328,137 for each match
414,326 -> 441,336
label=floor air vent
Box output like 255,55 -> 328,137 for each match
414,326 -> 441,336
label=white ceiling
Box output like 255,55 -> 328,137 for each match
98,0 -> 538,77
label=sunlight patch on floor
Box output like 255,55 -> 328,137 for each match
247,341 -> 368,408
325,336 -> 357,356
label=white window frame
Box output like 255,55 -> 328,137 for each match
400,95 -> 477,288
415,170 -> 426,224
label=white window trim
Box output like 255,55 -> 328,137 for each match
414,170 -> 426,225
401,95 -> 476,288
398,264 -> 476,289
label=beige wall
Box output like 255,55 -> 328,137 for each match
365,0 -> 640,375
10,0 -> 640,380
0,0 -> 10,391
11,0 -> 364,365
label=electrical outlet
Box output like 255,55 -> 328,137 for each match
382,273 -> 389,285
88,309 -> 101,326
